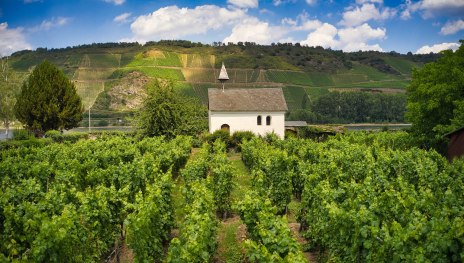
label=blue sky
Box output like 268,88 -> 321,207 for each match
0,0 -> 463,56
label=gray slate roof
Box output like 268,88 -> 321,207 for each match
285,121 -> 307,127
208,88 -> 288,112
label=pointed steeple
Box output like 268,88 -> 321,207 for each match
218,62 -> 229,92
218,62 -> 229,81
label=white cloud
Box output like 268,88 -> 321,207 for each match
415,42 -> 460,54
440,19 -> 464,35
273,0 -> 296,6
29,17 -> 70,32
281,18 -> 297,26
223,18 -> 286,44
356,0 -> 383,4
130,5 -> 246,42
300,23 -> 385,52
0,23 -> 32,56
338,23 -> 385,51
338,23 -> 386,43
402,0 -> 464,19
227,0 -> 258,9
306,0 -> 317,6
292,19 -> 322,31
300,23 -> 338,48
114,12 -> 132,23
102,0 -> 125,5
340,3 -> 396,27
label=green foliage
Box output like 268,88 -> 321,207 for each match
45,130 -> 89,143
241,137 -> 293,214
136,79 -> 207,138
406,40 -> 464,148
0,135 -> 192,262
231,130 -> 255,151
127,51 -> 182,67
210,140 -> 235,217
14,60 -> 84,137
167,181 -> 218,263
237,193 -> 306,262
266,70 -> 314,86
278,133 -> 464,262
111,67 -> 185,81
290,91 -> 406,124
127,172 -> 173,263
168,164 -> 218,263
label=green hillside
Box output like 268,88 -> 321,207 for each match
4,41 -> 440,125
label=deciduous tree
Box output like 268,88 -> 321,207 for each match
406,40 -> 464,148
136,79 -> 207,138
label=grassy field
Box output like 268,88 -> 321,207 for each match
182,68 -> 263,83
74,68 -> 115,80
384,57 -> 419,75
266,70 -> 313,86
112,67 -> 185,81
307,72 -> 334,86
75,81 -> 105,109
282,86 -> 308,110
175,82 -> 197,99
305,87 -> 331,102
179,53 -> 216,68
84,54 -> 121,68
126,51 -> 182,67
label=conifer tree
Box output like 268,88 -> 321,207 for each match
14,60 -> 83,137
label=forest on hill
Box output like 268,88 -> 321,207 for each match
2,40 -> 441,126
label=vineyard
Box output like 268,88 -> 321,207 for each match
1,131 -> 462,262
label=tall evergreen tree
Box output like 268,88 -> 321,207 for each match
14,60 -> 83,137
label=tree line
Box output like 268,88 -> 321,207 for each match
287,91 -> 406,124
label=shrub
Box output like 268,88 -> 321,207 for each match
231,131 -> 255,151
45,130 -> 64,142
13,129 -> 34,140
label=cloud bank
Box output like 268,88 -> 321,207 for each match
0,23 -> 31,56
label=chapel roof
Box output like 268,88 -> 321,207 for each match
208,88 -> 288,112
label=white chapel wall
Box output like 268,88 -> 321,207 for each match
209,111 -> 285,138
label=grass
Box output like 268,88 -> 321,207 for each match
307,72 -> 334,86
305,87 -> 331,102
74,68 -> 115,80
287,197 -> 301,224
191,83 -> 216,104
182,68 -> 262,83
75,81 -> 105,109
179,53 -> 216,68
215,219 -> 246,263
283,86 -> 308,110
114,67 -> 185,81
127,51 -> 182,67
347,62 -> 404,81
334,79 -> 410,89
85,54 -> 121,68
384,57 -> 419,75
229,152 -> 251,212
266,70 -> 313,86
182,68 -> 218,83
175,82 -> 197,99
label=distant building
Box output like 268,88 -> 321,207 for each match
208,88 -> 288,138
445,126 -> 464,161
285,121 -> 307,135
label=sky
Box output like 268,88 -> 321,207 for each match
0,0 -> 463,56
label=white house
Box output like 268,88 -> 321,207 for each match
208,88 -> 288,138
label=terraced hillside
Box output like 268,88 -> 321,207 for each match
5,41 -> 438,125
